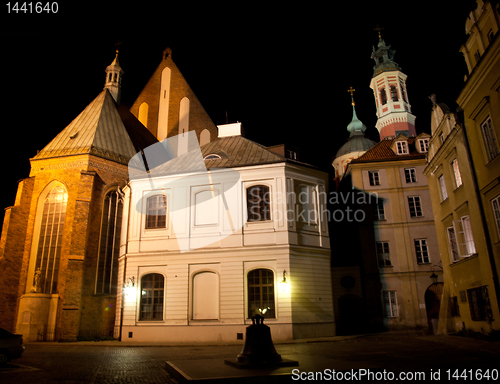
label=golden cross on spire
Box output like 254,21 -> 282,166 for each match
374,25 -> 384,39
348,87 -> 356,106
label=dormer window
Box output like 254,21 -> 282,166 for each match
396,141 -> 409,155
418,138 -> 429,153
204,154 -> 222,161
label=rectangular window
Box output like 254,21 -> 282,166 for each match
408,196 -> 423,217
461,215 -> 476,255
376,241 -> 391,267
396,141 -> 409,155
450,216 -> 476,260
404,168 -> 417,183
383,291 -> 398,317
418,138 -> 429,152
440,133 -> 445,144
481,116 -> 499,161
374,200 -> 385,221
438,175 -> 448,201
447,226 -> 460,262
146,195 -> 167,229
467,286 -> 493,321
491,195 -> 500,240
452,159 -> 463,188
414,238 -> 430,264
368,171 -> 380,186
247,185 -> 271,222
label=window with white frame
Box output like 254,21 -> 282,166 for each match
481,116 -> 499,161
408,196 -> 423,218
414,239 -> 430,264
447,226 -> 460,262
438,175 -> 448,201
448,216 -> 476,261
374,200 -> 385,220
460,215 -> 476,255
404,168 -> 417,183
418,138 -> 430,153
146,195 -> 167,229
396,141 -> 409,155
368,171 -> 380,186
376,241 -> 391,267
451,159 -> 463,188
491,195 -> 500,240
383,291 -> 398,317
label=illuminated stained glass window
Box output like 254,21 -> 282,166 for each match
248,269 -> 275,318
34,186 -> 68,294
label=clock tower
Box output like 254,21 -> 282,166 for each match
370,32 -> 416,140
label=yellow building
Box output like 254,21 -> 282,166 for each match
423,0 -> 500,336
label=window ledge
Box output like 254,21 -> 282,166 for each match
453,184 -> 464,193
450,253 -> 479,266
440,197 -> 449,205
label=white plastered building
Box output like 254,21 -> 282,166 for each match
115,123 -> 334,342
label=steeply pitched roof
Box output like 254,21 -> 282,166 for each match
351,136 -> 426,163
33,89 -> 158,165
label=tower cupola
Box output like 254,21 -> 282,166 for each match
104,48 -> 124,104
369,31 -> 416,140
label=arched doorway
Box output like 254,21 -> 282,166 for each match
425,283 -> 444,335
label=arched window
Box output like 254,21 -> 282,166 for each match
380,88 -> 387,105
248,269 -> 275,318
140,273 -> 164,320
95,189 -> 123,294
247,185 -> 270,222
34,185 -> 68,294
390,85 -> 398,101
146,195 -> 167,229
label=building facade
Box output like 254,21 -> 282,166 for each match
0,48 -> 220,341
115,123 -> 334,342
424,0 -> 500,334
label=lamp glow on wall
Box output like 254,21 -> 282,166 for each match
279,270 -> 290,294
123,276 -> 135,298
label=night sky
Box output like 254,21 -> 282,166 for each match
1,1 -> 479,223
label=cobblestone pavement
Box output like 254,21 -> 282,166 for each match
0,332 -> 499,383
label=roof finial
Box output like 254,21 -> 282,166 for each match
347,86 -> 356,106
374,25 -> 384,39
115,40 -> 122,54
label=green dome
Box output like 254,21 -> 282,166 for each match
335,105 -> 375,158
347,105 -> 366,133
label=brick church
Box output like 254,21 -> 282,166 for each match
0,47 -> 218,341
